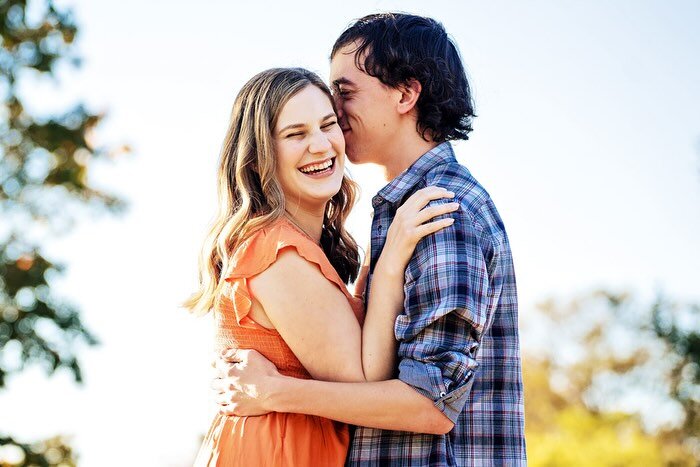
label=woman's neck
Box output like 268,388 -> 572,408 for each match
284,205 -> 324,244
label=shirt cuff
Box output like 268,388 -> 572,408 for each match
398,358 -> 476,425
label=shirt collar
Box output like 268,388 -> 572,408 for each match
372,142 -> 456,207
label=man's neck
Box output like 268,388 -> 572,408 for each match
381,136 -> 439,182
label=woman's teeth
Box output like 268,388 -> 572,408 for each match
299,158 -> 333,174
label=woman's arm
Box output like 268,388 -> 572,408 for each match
247,187 -> 457,384
247,248 -> 365,382
360,187 -> 458,381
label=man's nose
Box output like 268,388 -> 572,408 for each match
333,95 -> 345,120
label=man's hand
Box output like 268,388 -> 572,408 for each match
211,348 -> 281,417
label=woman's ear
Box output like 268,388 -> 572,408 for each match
397,79 -> 422,115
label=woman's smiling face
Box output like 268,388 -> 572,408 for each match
274,84 -> 345,213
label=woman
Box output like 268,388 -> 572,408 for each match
185,68 -> 458,466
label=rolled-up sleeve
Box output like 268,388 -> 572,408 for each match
395,204 -> 498,423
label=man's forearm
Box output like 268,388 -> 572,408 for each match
266,376 -> 454,435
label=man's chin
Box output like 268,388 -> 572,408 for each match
346,151 -> 362,165
348,153 -> 377,166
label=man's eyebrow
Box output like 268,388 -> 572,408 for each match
332,77 -> 355,88
278,114 -> 336,133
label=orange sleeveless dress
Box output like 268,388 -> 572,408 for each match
194,218 -> 365,466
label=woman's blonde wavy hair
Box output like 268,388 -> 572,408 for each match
184,68 -> 361,316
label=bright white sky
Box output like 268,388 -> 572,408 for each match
1,1 -> 699,465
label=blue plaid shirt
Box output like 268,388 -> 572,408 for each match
347,143 -> 526,466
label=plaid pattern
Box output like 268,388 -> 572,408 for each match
347,143 -> 526,466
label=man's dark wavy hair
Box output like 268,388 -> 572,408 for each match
331,13 -> 475,143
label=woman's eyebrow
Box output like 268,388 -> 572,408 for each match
278,123 -> 305,133
278,114 -> 336,133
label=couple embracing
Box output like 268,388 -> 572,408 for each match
185,12 -> 526,467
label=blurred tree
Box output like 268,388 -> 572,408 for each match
650,297 -> 700,461
524,357 -> 668,466
524,291 -> 699,466
0,436 -> 76,467
1,0 -> 126,464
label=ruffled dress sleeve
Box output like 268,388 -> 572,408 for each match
222,219 -> 364,329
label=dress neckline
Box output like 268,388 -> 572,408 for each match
281,215 -> 322,246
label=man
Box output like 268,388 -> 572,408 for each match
216,13 -> 526,466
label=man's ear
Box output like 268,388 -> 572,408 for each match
396,79 -> 422,115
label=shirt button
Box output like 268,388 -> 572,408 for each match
439,391 -> 446,398
377,224 -> 383,233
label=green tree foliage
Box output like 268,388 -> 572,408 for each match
0,436 -> 76,467
1,0 -> 125,464
650,297 -> 700,461
524,291 -> 699,466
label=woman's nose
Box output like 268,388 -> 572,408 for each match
308,129 -> 332,154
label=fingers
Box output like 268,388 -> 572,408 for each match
403,186 -> 455,211
220,348 -> 240,363
214,348 -> 246,379
210,377 -> 225,392
215,391 -> 233,406
212,372 -> 242,412
211,373 -> 240,390
395,187 -> 457,227
212,349 -> 237,377
221,348 -> 260,364
386,186 -> 459,252
417,217 -> 456,238
219,404 -> 238,416
415,202 -> 459,225
214,357 -> 235,377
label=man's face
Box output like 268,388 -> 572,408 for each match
330,44 -> 400,165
